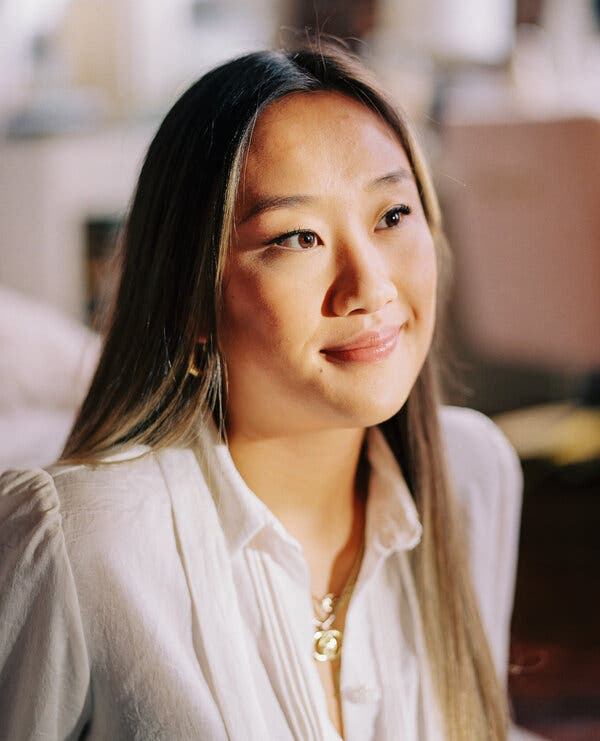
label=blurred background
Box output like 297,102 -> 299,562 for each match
0,1 -> 598,738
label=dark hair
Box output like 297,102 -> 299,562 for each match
62,42 -> 508,740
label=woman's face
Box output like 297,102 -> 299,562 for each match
219,91 -> 437,438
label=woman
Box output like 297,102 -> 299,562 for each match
0,44 -> 523,740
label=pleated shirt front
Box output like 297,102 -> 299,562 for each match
200,420 -> 442,741
0,407 -> 523,740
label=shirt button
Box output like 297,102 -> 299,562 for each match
342,685 -> 382,704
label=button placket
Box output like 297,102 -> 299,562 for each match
342,685 -> 382,704
338,587 -> 381,741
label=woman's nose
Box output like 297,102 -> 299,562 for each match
327,238 -> 398,317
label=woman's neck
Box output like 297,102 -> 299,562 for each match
226,426 -> 367,568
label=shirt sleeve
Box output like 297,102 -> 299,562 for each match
0,468 -> 92,741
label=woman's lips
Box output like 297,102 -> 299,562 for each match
321,325 -> 405,363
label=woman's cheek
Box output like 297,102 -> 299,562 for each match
222,265 -> 292,348
393,230 -> 437,320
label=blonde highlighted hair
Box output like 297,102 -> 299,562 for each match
62,41 -> 508,740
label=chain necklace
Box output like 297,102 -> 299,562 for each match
311,536 -> 365,663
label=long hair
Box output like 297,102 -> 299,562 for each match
62,42 -> 508,740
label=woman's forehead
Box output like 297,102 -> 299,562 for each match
237,91 -> 412,206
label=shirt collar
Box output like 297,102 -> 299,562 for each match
193,417 -> 276,554
364,425 -> 423,555
193,420 -> 422,558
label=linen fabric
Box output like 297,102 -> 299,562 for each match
0,406 -> 523,740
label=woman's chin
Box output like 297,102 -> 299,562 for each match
322,389 -> 411,430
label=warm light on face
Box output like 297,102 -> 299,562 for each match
219,91 -> 437,439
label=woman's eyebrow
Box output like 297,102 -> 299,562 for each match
238,194 -> 316,225
366,168 -> 414,191
237,168 -> 413,225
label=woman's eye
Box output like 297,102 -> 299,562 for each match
375,204 -> 411,230
270,230 -> 321,250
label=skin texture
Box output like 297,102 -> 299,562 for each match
219,90 -> 438,543
217,91 -> 438,735
221,91 -> 437,441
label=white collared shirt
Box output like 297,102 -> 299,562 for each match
0,406 -> 525,740
200,421 -> 438,740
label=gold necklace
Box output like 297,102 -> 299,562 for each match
312,537 -> 365,663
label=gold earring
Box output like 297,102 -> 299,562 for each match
188,342 -> 206,377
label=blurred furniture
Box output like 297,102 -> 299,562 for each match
0,124 -> 153,321
440,116 -> 600,375
439,116 -> 600,739
508,456 -> 600,740
85,216 -> 121,326
0,287 -> 100,470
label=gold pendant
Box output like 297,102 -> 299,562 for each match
313,628 -> 343,662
